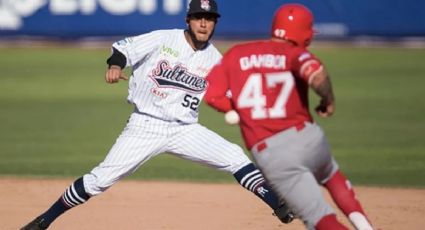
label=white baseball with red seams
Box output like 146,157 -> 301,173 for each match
224,110 -> 240,125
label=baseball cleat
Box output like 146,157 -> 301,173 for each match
20,216 -> 48,230
273,203 -> 295,224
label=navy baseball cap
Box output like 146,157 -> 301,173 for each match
187,0 -> 220,18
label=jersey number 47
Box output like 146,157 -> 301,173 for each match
237,71 -> 294,119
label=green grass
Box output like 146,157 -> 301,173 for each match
310,47 -> 425,187
0,45 -> 424,187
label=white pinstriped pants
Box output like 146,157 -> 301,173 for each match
83,112 -> 251,196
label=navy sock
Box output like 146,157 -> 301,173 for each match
234,163 -> 280,210
39,198 -> 69,227
40,177 -> 91,227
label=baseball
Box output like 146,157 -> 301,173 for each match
224,110 -> 240,125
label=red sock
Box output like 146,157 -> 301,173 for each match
315,214 -> 349,230
325,170 -> 366,216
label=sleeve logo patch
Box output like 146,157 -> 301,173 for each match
298,52 -> 311,62
117,37 -> 133,46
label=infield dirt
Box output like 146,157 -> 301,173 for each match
3,178 -> 424,230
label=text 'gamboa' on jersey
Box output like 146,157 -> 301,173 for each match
240,54 -> 286,71
149,60 -> 207,93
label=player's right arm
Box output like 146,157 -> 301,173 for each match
309,66 -> 335,118
105,30 -> 165,84
105,48 -> 128,84
293,49 -> 335,118
204,59 -> 233,113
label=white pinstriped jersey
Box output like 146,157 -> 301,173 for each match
112,29 -> 222,124
82,29 -> 263,199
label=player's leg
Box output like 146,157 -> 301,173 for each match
251,123 -> 349,229
232,162 -> 295,224
311,125 -> 375,230
20,177 -> 91,230
166,123 -> 292,222
324,170 -> 374,230
254,151 -> 347,229
21,113 -> 167,230
315,214 -> 348,230
232,162 -> 280,208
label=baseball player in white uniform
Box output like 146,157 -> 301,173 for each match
21,1 -> 293,229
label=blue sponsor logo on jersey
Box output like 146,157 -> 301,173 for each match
149,60 -> 207,93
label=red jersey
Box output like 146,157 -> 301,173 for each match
205,40 -> 323,149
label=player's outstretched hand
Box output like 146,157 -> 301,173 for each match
105,65 -> 128,84
315,99 -> 335,118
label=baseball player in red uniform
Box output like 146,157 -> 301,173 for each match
20,1 -> 294,229
205,3 -> 376,230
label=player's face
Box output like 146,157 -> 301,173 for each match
187,13 -> 217,43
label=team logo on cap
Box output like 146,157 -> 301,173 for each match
274,29 -> 286,38
201,0 -> 211,11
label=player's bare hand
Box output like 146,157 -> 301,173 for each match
315,99 -> 335,118
105,65 -> 128,84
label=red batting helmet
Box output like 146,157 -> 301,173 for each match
271,4 -> 314,47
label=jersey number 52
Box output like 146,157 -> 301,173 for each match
182,94 -> 200,111
237,71 -> 294,119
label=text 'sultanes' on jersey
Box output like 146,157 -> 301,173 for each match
206,40 -> 323,149
113,29 -> 222,124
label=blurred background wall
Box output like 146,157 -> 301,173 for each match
1,0 -> 425,40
